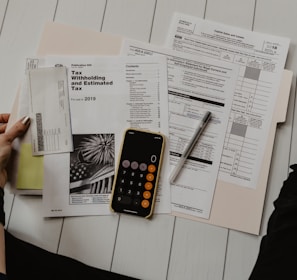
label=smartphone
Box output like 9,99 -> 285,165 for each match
110,128 -> 165,218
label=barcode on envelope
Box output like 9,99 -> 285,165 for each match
36,113 -> 44,152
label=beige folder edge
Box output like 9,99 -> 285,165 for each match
14,22 -> 293,235
173,69 -> 293,235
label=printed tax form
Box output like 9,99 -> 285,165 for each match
166,13 -> 290,189
122,40 -> 239,219
40,55 -> 170,217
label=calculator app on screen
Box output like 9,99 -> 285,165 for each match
110,129 -> 165,218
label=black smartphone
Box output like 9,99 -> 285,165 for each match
110,128 -> 165,218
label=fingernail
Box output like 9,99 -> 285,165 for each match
21,116 -> 31,126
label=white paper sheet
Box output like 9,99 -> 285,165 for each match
42,55 -> 170,217
121,40 -> 238,219
165,13 -> 290,189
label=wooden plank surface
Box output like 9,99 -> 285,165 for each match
112,214 -> 175,280
152,1 -> 232,279
204,1 -> 260,279
223,0 -> 296,279
58,216 -> 120,270
51,0 -> 121,272
168,219 -> 228,280
0,0 -> 57,112
150,0 -> 206,45
8,196 -> 63,252
101,1 -> 176,278
0,0 -> 294,279
102,0 -> 156,41
55,0 -> 106,31
0,0 -> 62,253
206,0 -> 255,29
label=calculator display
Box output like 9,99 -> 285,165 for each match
110,129 -> 165,218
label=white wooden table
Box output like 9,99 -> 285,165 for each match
1,1 -> 296,279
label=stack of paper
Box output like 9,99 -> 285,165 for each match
8,12 -> 291,234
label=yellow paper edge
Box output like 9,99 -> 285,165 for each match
16,143 -> 44,190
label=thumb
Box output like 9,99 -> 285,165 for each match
0,169 -> 7,188
4,116 -> 31,143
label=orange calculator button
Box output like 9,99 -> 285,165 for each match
144,182 -> 153,190
146,173 -> 154,181
141,199 -> 150,208
148,164 -> 156,173
143,191 -> 151,199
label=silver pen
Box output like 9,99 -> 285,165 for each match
170,111 -> 212,184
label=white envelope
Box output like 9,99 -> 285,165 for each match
28,66 -> 73,155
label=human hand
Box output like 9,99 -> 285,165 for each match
0,114 -> 30,188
